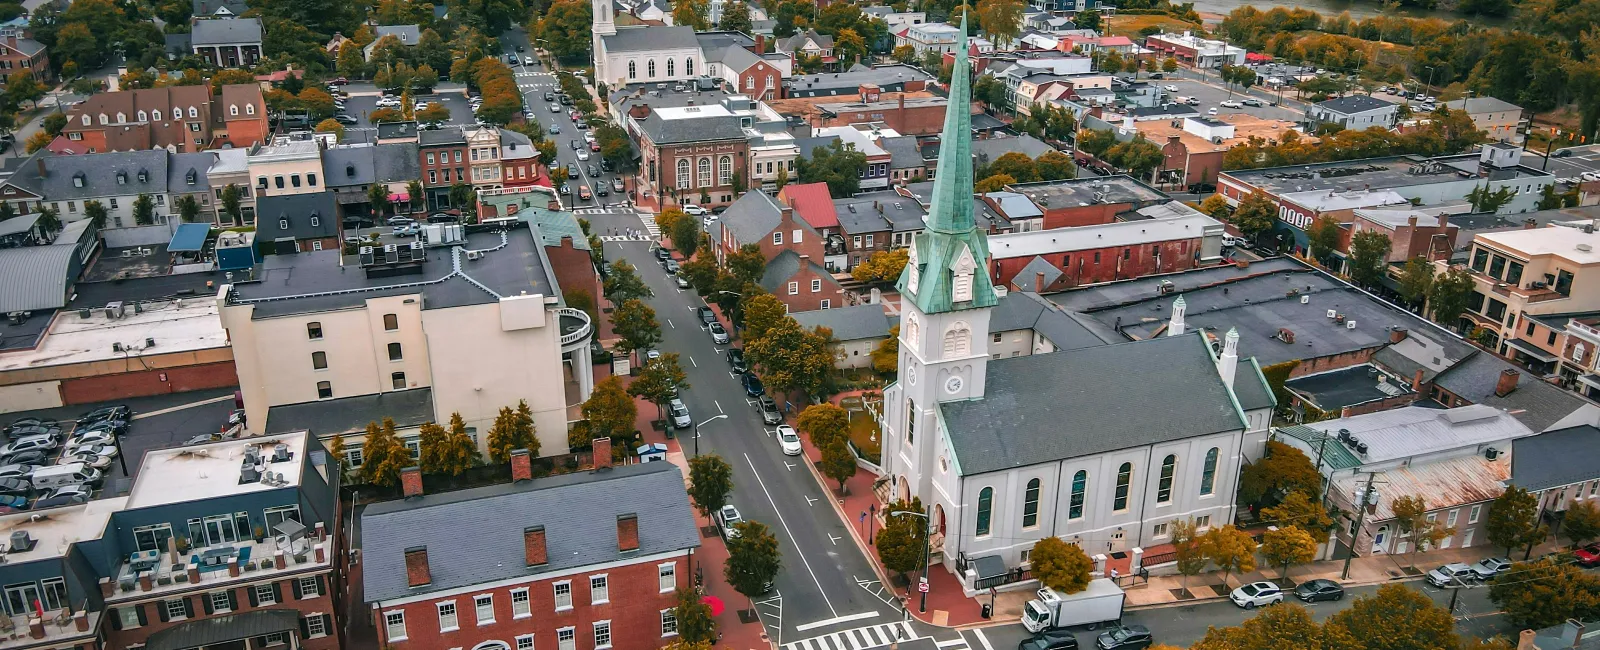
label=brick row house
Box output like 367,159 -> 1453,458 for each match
360,445 -> 699,650
418,128 -> 470,210
55,84 -> 269,154
713,188 -> 845,311
0,26 -> 49,84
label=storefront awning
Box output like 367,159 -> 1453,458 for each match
1505,338 -> 1558,363
388,193 -> 410,202
1579,374 -> 1600,391
146,609 -> 300,650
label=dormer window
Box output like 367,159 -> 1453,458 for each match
98,114 -> 107,125
137,110 -> 147,122
172,108 -> 181,120
186,169 -> 197,185
72,172 -> 85,188
346,164 -> 355,178
116,112 -> 125,122
81,115 -> 90,126
230,105 -> 238,116
137,169 -> 148,183
188,107 -> 198,118
116,172 -> 127,185
246,104 -> 255,115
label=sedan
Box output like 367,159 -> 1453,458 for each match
728,348 -> 748,371
386,216 -> 416,227
1575,543 -> 1600,567
589,141 -> 601,152
1242,98 -> 1264,107
742,372 -> 765,397
67,443 -> 117,460
776,425 -> 802,456
613,178 -> 625,192
4,417 -> 50,433
758,396 -> 782,424
0,494 -> 28,513
1020,629 -> 1078,650
676,276 -> 690,289
569,139 -> 582,150
62,451 -> 113,470
567,167 -> 580,180
1095,625 -> 1152,650
77,405 -> 130,426
7,424 -> 62,439
576,149 -> 591,161
550,103 -> 562,113
78,418 -> 126,435
1471,557 -> 1514,580
333,114 -> 359,124
1229,581 -> 1283,609
709,322 -> 729,344
66,431 -> 114,450
544,92 -> 555,101
1164,84 -> 1179,92
669,399 -> 692,429
549,124 -> 561,134
1293,579 -> 1344,602
1426,563 -> 1478,587
0,450 -> 47,467
0,477 -> 30,497
718,504 -> 743,539
35,485 -> 91,508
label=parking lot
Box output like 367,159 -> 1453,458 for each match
1520,143 -> 1600,185
1154,77 -> 1306,123
335,92 -> 479,134
0,388 -> 240,510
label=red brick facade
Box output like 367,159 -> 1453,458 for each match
106,574 -> 338,650
370,553 -> 689,650
59,85 -> 268,153
991,238 -> 1207,288
773,257 -> 845,311
58,360 -> 238,405
0,35 -> 48,84
731,60 -> 785,101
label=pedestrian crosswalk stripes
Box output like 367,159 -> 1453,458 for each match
638,211 -> 661,238
780,621 -> 922,650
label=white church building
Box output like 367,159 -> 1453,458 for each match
592,0 -> 708,89
879,22 -> 1277,594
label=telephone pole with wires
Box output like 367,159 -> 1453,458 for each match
1342,472 -> 1383,580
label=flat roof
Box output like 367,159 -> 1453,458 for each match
989,211 -> 1221,259
1475,224 -> 1600,264
0,297 -> 227,372
126,431 -> 309,508
0,496 -> 126,562
1134,114 -> 1305,153
1285,364 -> 1413,410
1224,154 -> 1550,196
1296,404 -> 1532,465
1005,175 -> 1168,211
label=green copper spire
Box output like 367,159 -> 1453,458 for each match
895,14 -> 998,314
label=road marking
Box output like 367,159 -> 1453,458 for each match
793,612 -> 883,633
829,534 -> 840,545
132,394 -> 234,420
667,318 -> 675,329
805,495 -> 818,506
744,453 -> 840,618
784,461 -> 795,471
972,629 -> 995,650
715,400 -> 723,414
936,640 -> 969,649
689,356 -> 698,368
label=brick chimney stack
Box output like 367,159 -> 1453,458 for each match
1517,630 -> 1536,650
592,437 -> 612,469
1411,368 -> 1425,392
511,448 -> 533,482
617,513 -> 640,552
1389,327 -> 1408,344
524,526 -> 548,566
628,104 -> 652,119
404,547 -> 431,587
400,466 -> 423,499
1496,368 -> 1521,397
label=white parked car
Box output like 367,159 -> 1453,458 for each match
1219,100 -> 1242,108
1164,84 -> 1178,92
682,204 -> 709,216
576,149 -> 590,161
776,425 -> 802,456
1229,581 -> 1283,609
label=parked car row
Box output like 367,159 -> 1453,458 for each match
0,405 -> 127,512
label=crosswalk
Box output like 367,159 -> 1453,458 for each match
781,621 -> 925,650
638,211 -> 661,239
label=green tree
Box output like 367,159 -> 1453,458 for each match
669,210 -> 702,258
630,353 -> 689,424
1238,440 -> 1323,510
131,194 -> 154,226
315,118 -> 347,142
875,497 -> 928,578
534,0 -> 593,59
988,151 -> 1039,182
41,113 -> 67,138
892,44 -> 916,63
1260,490 -> 1333,536
718,0 -> 752,32
1076,128 -> 1118,158
1489,558 -> 1600,629
851,249 -> 909,284
975,0 -> 1023,48
796,403 -> 849,447
1347,230 -> 1393,288
1231,192 -> 1277,240
1306,216 -> 1343,264
368,183 -> 392,218
1485,485 -> 1547,556
1563,499 -> 1600,548
724,520 -> 781,597
297,87 -> 336,119
337,41 -> 368,78
35,206 -> 60,233
3,72 -> 42,109
1427,267 -> 1478,328
361,418 -> 410,487
681,256 -> 719,294
688,454 -> 734,516
576,375 -> 636,449
603,260 -> 654,302
1198,194 -> 1232,219
797,140 -> 868,197
1035,151 -> 1076,181
611,299 -> 662,362
672,0 -> 710,29
1391,495 -> 1455,567
727,243 -> 767,285
1030,536 -> 1094,593
175,195 -> 202,223
1467,183 -> 1517,213
1261,526 -> 1318,580
1202,525 -> 1258,583
745,318 -> 837,399
1326,583 -> 1458,650
1397,257 -> 1435,307
83,200 -> 108,229
871,326 -> 899,374
673,588 -> 718,644
1104,136 -> 1165,180
1191,603 -> 1358,650
220,184 -> 242,225
1171,519 -> 1209,591
820,438 -> 856,490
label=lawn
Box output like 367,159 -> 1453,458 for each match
839,394 -> 884,464
1104,14 -> 1202,39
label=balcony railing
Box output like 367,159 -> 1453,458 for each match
557,307 -> 593,346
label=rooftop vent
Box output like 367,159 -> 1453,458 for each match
271,443 -> 291,462
8,531 -> 33,552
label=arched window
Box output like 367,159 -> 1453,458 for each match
1113,463 -> 1133,511
1069,471 -> 1087,519
718,156 -> 732,185
1022,478 -> 1041,528
697,157 -> 711,187
1156,455 -> 1176,503
686,58 -> 694,76
648,59 -> 656,77
942,322 -> 971,357
676,159 -> 690,189
667,58 -> 674,76
1577,343 -> 1588,364
975,487 -> 993,537
904,313 -> 919,347
628,61 -> 636,79
1200,448 -> 1219,495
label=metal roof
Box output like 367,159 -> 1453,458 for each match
167,223 -> 211,253
146,609 -> 299,650
0,245 -> 78,312
1329,453 -> 1509,521
1295,404 -> 1532,466
264,387 -> 435,435
791,303 -> 893,342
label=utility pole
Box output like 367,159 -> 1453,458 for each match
1341,472 -> 1378,580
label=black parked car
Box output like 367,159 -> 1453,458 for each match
0,450 -> 48,467
1293,579 -> 1344,602
727,348 -> 748,373
1095,626 -> 1152,650
77,405 -> 130,426
1020,630 -> 1079,650
742,372 -> 765,397
0,477 -> 32,497
698,306 -> 716,323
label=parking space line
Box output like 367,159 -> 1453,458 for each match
133,394 -> 234,420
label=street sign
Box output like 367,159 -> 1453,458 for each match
918,581 -> 929,593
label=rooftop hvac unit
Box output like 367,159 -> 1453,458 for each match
112,342 -> 123,352
145,337 -> 155,348
1356,441 -> 1369,455
272,443 -> 291,462
8,531 -> 34,552
105,301 -> 124,319
1347,320 -> 1357,329
1300,295 -> 1310,304
1485,447 -> 1499,460
1326,309 -> 1337,319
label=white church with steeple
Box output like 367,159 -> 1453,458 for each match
591,0 -> 707,89
878,18 -> 1276,592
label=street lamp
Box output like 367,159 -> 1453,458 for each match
1423,66 -> 1437,100
889,507 -> 933,614
692,414 -> 727,457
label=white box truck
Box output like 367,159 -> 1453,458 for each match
1021,580 -> 1126,633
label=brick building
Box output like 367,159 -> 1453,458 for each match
630,100 -> 751,210
359,447 -> 699,650
419,129 -> 469,210
1002,176 -> 1171,229
813,88 -> 949,136
988,204 -> 1226,289
499,129 -> 543,188
759,250 -> 845,311
0,27 -> 48,84
58,84 -> 268,153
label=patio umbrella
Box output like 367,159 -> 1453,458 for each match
702,595 -> 724,617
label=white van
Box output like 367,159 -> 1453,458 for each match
31,462 -> 99,490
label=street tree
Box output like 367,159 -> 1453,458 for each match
669,210 -> 702,258
1171,519 -> 1209,592
1230,191 -> 1277,240
988,152 -> 1039,182
1202,525 -> 1258,583
630,353 -> 690,424
1489,558 -> 1600,629
1427,267 -> 1478,328
975,174 -> 1016,193
1076,128 -> 1118,158
1104,136 -> 1165,181
742,293 -> 790,344
611,299 -> 662,363
604,260 -> 653,302
1307,216 -> 1342,264
1397,257 -> 1435,307
1031,536 -> 1094,593
681,256 -> 719,294
851,249 -> 909,284
361,417 -> 409,487
821,439 -> 857,491
728,243 -> 768,286
368,183 -> 392,218
1261,526 -> 1318,580
745,318 -> 836,399
872,326 -> 900,374
1562,500 -> 1600,547
1191,603 -> 1358,650
725,520 -> 782,598
1391,495 -> 1455,566
796,403 -> 849,447
175,195 -> 201,223
132,194 -> 155,226
1035,151 -> 1076,180
23,130 -> 50,154
1326,583 -> 1460,650
1486,485 -> 1549,556
1199,194 -> 1232,219
576,376 -> 635,450
415,103 -> 450,123
876,497 -> 928,579
314,118 -> 346,142
673,587 -> 718,644
1260,490 -> 1333,536
688,454 -> 734,516
1238,440 -> 1323,510
1348,230 -> 1393,288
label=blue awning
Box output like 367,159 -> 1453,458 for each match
167,223 -> 212,253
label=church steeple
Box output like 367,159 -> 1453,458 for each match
896,14 -> 997,315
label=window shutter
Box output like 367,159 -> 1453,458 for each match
183,597 -> 194,619
298,616 -> 310,639
321,614 -> 333,635
228,590 -> 239,612
248,587 -> 259,607
271,583 -> 282,603
316,575 -> 326,596
109,608 -> 123,630
158,603 -> 170,623
291,579 -> 303,600
136,604 -> 148,626
204,595 -> 215,615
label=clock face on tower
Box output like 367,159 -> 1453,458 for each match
907,364 -> 917,386
945,375 -> 964,394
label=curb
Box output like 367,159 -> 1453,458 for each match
1122,573 -> 1427,611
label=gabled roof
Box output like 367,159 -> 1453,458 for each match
1012,256 -> 1061,291
879,135 -> 925,169
759,249 -> 835,294
361,461 -> 700,603
375,142 -> 421,182
791,303 -> 893,342
719,188 -> 786,245
191,0 -> 249,16
168,152 -> 215,193
255,191 -> 340,241
7,150 -> 171,201
779,182 -> 838,230
190,17 -> 263,46
1511,424 -> 1600,492
1434,352 -> 1587,432
0,35 -> 44,56
603,25 -> 699,52
636,111 -> 747,144
373,25 -> 422,45
322,145 -> 377,187
987,290 -> 1110,351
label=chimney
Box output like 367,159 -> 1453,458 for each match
404,547 -> 432,587
98,577 -> 113,599
1524,218 -> 1537,230
1412,368 -> 1425,392
617,513 -> 640,552
525,526 -> 549,566
36,157 -> 45,178
1166,296 -> 1186,337
1389,327 -> 1408,344
1217,327 -> 1239,389
72,611 -> 88,632
1496,368 -> 1520,397
27,618 -> 42,639
628,103 -> 651,119
755,34 -> 766,53
511,448 -> 533,482
400,466 -> 423,498
1567,620 -> 1587,650
592,436 -> 613,469
1517,630 -> 1537,650
1035,271 -> 1045,292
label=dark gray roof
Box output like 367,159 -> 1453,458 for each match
375,143 -> 421,183
255,191 -> 340,241
1235,357 -> 1277,412
147,609 -> 298,650
969,134 -> 1055,165
833,190 -> 925,234
0,245 -> 78,312
778,29 -> 834,53
164,32 -> 191,53
880,135 -> 925,169
0,212 -> 40,239
795,135 -> 842,159
791,303 -> 893,341
323,146 -> 377,188
361,461 -> 701,603
637,111 -> 747,144
987,291 -> 1111,352
419,128 -> 467,146
377,121 -> 418,140
264,388 -> 435,435
3,36 -> 43,57
1012,257 -> 1061,291
941,332 -> 1248,476
191,0 -> 249,16
603,25 -> 700,52
190,17 -> 263,46
719,188 -> 785,245
1434,352 -> 1587,432
1509,424 -> 1600,492
758,249 -> 835,294
373,25 -> 422,45
167,153 -> 214,193
7,151 -> 171,201
1315,94 -> 1395,116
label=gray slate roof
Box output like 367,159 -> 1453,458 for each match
603,25 -> 700,53
147,609 -> 299,650
0,245 -> 78,312
987,290 -> 1111,352
833,190 -> 925,234
375,143 -> 421,183
969,134 -> 1054,165
1012,256 -> 1061,291
264,387 -> 434,435
255,191 -> 340,241
791,303 -> 893,341
323,146 -> 377,188
1434,352 -> 1587,432
168,153 -> 214,193
880,135 -> 925,169
190,17 -> 263,46
374,25 -> 422,45
637,111 -> 748,144
1510,424 -> 1600,492
940,332 -> 1247,476
7,151 -> 171,201
758,249 -> 835,294
719,188 -> 785,245
191,0 -> 249,16
419,129 -> 467,146
164,33 -> 192,54
1315,94 -> 1395,116
361,461 -> 701,603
